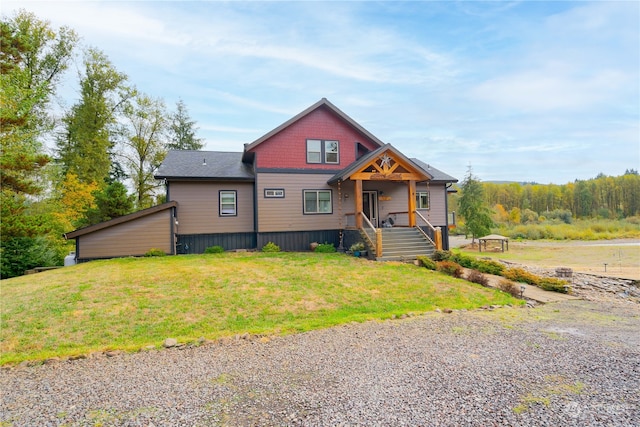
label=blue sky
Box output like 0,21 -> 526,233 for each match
5,1 -> 639,184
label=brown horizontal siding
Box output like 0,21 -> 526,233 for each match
422,184 -> 447,224
170,181 -> 254,234
257,173 -> 340,232
78,209 -> 172,259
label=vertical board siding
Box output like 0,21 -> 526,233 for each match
170,181 -> 254,234
257,173 -> 341,232
177,233 -> 256,254
257,230 -> 340,252
78,209 -> 173,259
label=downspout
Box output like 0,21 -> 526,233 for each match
170,206 -> 176,255
445,182 -> 453,250
252,154 -> 259,249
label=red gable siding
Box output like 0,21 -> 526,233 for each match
249,106 -> 380,169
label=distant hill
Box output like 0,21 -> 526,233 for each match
483,181 -> 539,185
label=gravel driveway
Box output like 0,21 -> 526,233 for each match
2,298 -> 639,426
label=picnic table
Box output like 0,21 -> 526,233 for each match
478,234 -> 509,252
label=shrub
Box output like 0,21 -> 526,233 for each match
314,242 -> 336,253
204,245 -> 225,254
451,253 -> 474,268
503,267 -> 540,286
261,242 -> 281,252
417,256 -> 436,270
432,250 -> 452,261
472,259 -> 505,276
546,209 -> 573,224
539,277 -> 571,294
0,236 -> 64,279
436,260 -> 463,278
498,279 -> 521,298
144,248 -> 166,257
467,270 -> 489,286
349,242 -> 365,252
451,253 -> 505,276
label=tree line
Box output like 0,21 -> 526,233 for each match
481,170 -> 640,220
453,168 -> 639,242
1,10 -> 204,278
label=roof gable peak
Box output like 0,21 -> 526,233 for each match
244,98 -> 385,152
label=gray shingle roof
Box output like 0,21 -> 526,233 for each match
410,158 -> 458,183
327,144 -> 458,184
155,150 -> 254,180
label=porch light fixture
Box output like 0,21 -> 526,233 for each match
520,285 -> 526,299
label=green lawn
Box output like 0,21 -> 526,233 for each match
0,252 -> 520,365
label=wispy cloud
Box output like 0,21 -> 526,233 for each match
4,0 -> 638,183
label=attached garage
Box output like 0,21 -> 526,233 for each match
64,202 -> 178,262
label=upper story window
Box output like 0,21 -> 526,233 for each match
219,190 -> 237,216
307,139 -> 339,164
416,192 -> 430,209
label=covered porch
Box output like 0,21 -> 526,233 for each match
329,144 -> 444,260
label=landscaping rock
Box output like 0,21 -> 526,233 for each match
163,338 -> 178,348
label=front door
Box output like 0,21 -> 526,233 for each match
362,191 -> 378,227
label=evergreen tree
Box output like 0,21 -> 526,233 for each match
167,99 -> 204,150
458,167 -> 493,242
80,181 -> 134,227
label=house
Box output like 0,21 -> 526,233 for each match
65,99 -> 457,262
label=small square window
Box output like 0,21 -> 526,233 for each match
265,189 -> 285,198
416,192 -> 430,209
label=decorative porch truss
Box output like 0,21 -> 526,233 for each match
328,144 -> 443,256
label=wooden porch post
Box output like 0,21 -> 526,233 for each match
407,180 -> 416,227
434,227 -> 443,250
354,179 -> 363,228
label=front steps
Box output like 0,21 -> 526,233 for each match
362,227 -> 436,261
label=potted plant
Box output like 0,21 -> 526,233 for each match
349,242 -> 365,257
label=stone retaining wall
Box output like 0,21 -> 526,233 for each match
500,261 -> 639,303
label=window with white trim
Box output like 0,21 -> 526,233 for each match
306,139 -> 339,164
416,192 -> 430,209
219,191 -> 237,216
264,188 -> 285,198
304,190 -> 332,214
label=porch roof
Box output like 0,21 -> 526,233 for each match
327,144 -> 456,184
409,158 -> 458,183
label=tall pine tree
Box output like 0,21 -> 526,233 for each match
167,99 -> 204,151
